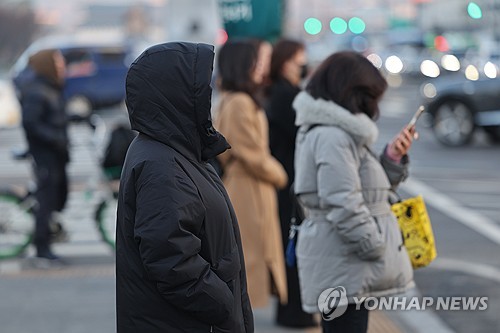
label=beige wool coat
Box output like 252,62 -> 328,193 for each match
214,91 -> 288,308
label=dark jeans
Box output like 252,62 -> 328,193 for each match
321,304 -> 369,333
32,154 -> 68,251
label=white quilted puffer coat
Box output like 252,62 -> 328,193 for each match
293,92 -> 414,313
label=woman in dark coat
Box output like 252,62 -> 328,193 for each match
265,39 -> 316,328
116,42 -> 254,333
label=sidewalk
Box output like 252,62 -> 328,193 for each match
0,188 -> 405,332
252,301 -> 402,333
0,250 -> 403,333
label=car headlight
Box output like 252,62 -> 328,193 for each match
422,82 -> 437,99
420,60 -> 440,78
385,55 -> 403,74
366,53 -> 383,69
441,54 -> 460,72
484,61 -> 498,79
465,65 -> 479,81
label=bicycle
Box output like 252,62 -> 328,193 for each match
0,151 -> 36,259
90,165 -> 120,250
0,115 -> 124,259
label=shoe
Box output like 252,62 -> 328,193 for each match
31,256 -> 66,269
36,248 -> 60,260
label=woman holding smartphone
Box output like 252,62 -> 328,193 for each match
293,51 -> 416,333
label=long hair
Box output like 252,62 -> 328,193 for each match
269,39 -> 304,83
305,51 -> 387,119
217,40 -> 260,106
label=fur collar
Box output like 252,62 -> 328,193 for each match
293,91 -> 378,146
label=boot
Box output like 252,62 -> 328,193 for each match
36,245 -> 60,260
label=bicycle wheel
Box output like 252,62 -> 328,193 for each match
95,197 -> 117,249
0,189 -> 34,259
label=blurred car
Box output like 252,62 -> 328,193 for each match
420,73 -> 500,146
11,36 -> 131,117
0,79 -> 21,128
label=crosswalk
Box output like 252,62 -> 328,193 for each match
0,124 -> 103,179
51,188 -> 116,258
0,115 -> 122,260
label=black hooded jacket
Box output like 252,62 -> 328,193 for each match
19,74 -> 69,162
116,42 -> 254,332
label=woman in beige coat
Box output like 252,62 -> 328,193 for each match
214,40 -> 288,308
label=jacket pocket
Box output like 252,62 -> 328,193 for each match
210,249 -> 241,333
356,218 -> 385,261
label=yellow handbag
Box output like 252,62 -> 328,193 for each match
391,195 -> 437,269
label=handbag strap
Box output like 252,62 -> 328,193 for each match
288,182 -> 305,240
389,189 -> 403,205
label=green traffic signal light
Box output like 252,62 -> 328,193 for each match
330,17 -> 347,34
349,17 -> 366,34
467,2 -> 482,19
304,18 -> 322,35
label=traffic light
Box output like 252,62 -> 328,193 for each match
304,18 -> 322,35
330,17 -> 347,34
467,2 -> 482,19
306,16 -> 366,36
434,35 -> 449,52
349,17 -> 366,34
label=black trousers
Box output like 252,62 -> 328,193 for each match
321,304 -> 369,333
276,184 -> 316,328
32,153 -> 68,250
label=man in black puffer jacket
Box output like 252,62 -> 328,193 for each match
19,49 -> 69,260
116,42 -> 254,332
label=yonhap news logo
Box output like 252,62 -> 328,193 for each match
317,286 -> 488,319
317,286 -> 348,320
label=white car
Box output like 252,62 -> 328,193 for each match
0,78 -> 21,128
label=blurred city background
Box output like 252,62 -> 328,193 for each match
0,0 -> 499,332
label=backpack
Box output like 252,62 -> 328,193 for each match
101,125 -> 136,178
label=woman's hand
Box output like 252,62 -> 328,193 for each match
387,126 -> 417,161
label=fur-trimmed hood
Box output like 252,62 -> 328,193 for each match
293,91 -> 378,146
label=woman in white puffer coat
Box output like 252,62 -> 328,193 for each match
293,51 -> 416,333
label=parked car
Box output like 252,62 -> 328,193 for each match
0,79 -> 21,128
11,36 -> 131,117
420,73 -> 500,146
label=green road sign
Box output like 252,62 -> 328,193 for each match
218,0 -> 283,41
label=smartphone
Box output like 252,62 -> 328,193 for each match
406,105 -> 425,130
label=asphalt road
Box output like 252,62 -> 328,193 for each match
378,78 -> 500,333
